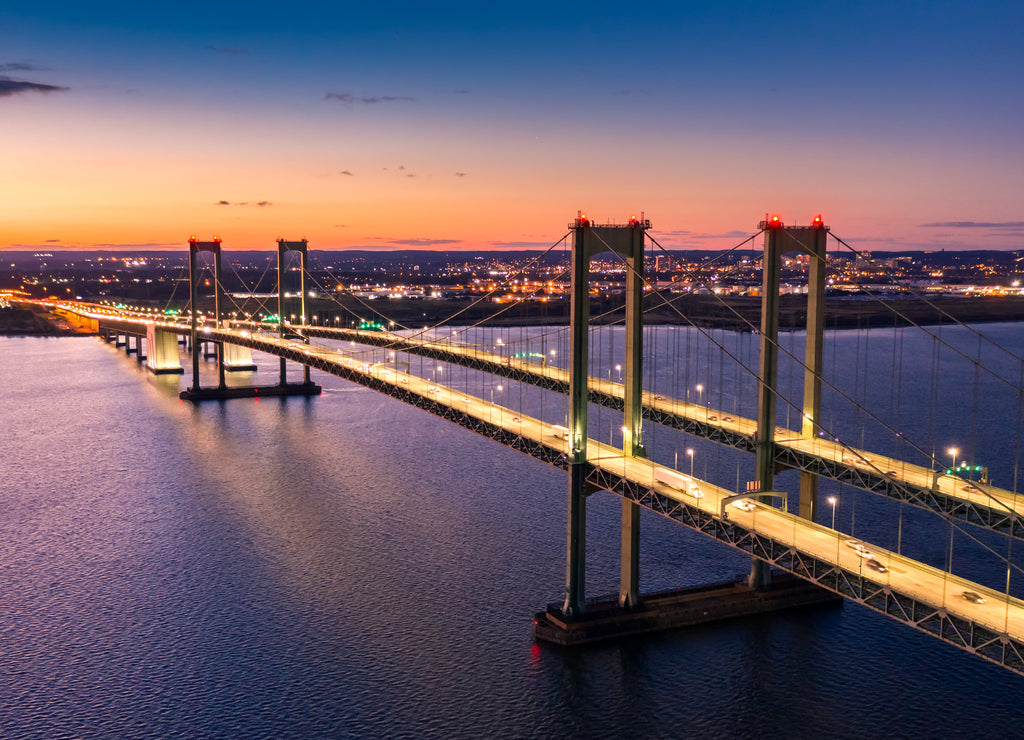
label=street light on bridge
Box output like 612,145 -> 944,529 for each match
827,496 -> 837,530
948,447 -> 959,470
686,448 -> 694,476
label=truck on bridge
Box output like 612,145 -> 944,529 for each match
654,467 -> 704,498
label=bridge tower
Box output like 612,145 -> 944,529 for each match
186,236 -> 226,393
277,239 -> 311,387
564,212 -> 650,617
750,215 -> 829,588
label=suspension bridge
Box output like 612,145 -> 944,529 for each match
39,213 -> 1024,677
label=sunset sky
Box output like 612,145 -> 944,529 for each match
2,1 -> 1022,252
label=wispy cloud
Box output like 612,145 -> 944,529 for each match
91,242 -> 181,249
5,241 -> 179,250
325,92 -> 416,104
205,45 -> 248,55
699,230 -> 751,239
370,237 -> 462,247
454,89 -> 470,94
0,63 -> 45,72
215,200 -> 272,207
455,172 -> 467,177
382,165 -> 418,178
339,170 -> 354,176
0,75 -> 68,97
921,221 -> 1024,229
488,241 -> 559,249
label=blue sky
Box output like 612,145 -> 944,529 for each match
2,1 -> 1022,251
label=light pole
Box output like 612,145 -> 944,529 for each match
686,448 -> 694,476
827,496 -> 837,529
696,384 -> 703,405
948,447 -> 959,472
615,364 -> 622,383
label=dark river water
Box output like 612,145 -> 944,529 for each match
3,325 -> 1023,738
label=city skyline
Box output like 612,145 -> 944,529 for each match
3,1 -> 1022,252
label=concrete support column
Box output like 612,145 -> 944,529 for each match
300,249 -> 311,385
564,216 -> 591,618
799,223 -> 828,521
223,343 -> 256,372
750,219 -> 781,590
146,325 -> 184,374
619,219 -> 646,610
214,244 -> 226,390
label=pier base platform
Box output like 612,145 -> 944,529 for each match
149,366 -> 185,376
533,573 -> 842,646
179,382 -> 321,402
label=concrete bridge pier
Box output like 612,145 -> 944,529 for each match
146,325 -> 184,375
223,342 -> 257,372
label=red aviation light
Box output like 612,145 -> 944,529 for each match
811,214 -> 824,229
767,214 -> 783,229
579,213 -> 590,227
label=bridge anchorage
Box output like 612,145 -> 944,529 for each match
178,236 -> 320,401
533,213 -> 839,645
